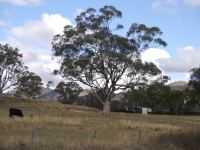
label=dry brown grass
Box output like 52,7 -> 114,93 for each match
0,96 -> 200,150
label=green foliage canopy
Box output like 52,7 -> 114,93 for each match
15,71 -> 43,99
188,66 -> 200,108
0,43 -> 27,99
55,81 -> 82,104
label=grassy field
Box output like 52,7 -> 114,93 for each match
0,96 -> 200,150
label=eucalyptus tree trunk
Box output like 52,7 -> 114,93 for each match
0,89 -> 2,103
102,100 -> 111,116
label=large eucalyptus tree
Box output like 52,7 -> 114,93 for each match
52,6 -> 167,116
0,44 -> 27,102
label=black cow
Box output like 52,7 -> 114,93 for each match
9,108 -> 24,117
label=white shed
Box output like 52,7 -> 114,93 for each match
142,107 -> 148,114
135,107 -> 152,114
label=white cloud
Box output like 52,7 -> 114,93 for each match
26,54 -> 62,84
141,46 -> 200,82
141,48 -> 171,78
1,36 -> 62,85
141,46 -> 200,81
1,13 -> 72,85
158,46 -> 200,72
0,0 -> 44,6
10,13 -> 72,46
142,48 -> 170,65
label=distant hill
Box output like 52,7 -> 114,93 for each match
168,81 -> 188,91
37,88 -> 91,101
5,88 -> 91,101
4,88 -> 60,101
37,88 -> 60,101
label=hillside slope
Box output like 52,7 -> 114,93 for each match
0,96 -> 98,111
168,81 -> 188,91
37,88 -> 60,101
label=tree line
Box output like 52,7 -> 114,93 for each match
113,76 -> 200,115
0,6 -> 200,116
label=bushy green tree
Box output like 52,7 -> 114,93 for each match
189,67 -> 200,91
147,82 -> 171,112
168,90 -> 185,114
123,87 -> 149,111
15,71 -> 43,99
52,6 -> 166,116
55,81 -> 82,104
188,66 -> 200,108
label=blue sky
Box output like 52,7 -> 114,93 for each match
0,0 -> 200,84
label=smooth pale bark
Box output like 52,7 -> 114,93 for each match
102,100 -> 111,116
0,94 -> 2,103
0,89 -> 2,103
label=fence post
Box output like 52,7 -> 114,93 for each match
32,128 -> 37,144
138,130 -> 142,144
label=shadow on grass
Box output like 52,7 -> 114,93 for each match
153,130 -> 200,150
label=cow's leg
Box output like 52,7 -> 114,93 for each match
9,113 -> 13,118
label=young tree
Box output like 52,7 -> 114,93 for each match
55,81 -> 82,104
0,43 -> 27,102
15,71 -> 43,99
52,6 -> 167,116
124,87 -> 149,109
146,82 -> 171,112
167,90 -> 184,114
